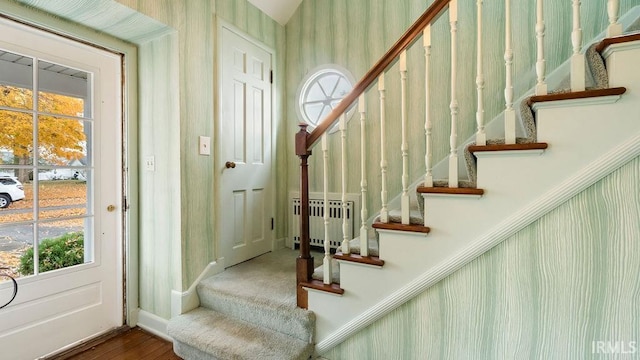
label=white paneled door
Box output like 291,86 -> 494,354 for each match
0,18 -> 123,359
219,25 -> 273,267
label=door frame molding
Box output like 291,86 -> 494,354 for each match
0,2 -> 139,328
214,18 -> 277,264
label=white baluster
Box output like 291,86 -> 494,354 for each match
449,0 -> 459,188
379,74 -> 389,223
424,25 -> 434,187
504,0 -> 516,144
607,0 -> 622,37
321,134 -> 332,284
535,0 -> 548,95
340,113 -> 350,254
571,0 -> 585,91
475,0 -> 486,145
358,94 -> 369,257
400,50 -> 410,223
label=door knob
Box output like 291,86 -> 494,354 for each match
107,205 -> 116,212
225,161 -> 236,169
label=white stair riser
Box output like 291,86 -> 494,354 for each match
310,231 -> 430,341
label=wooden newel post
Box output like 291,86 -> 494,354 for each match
296,124 -> 314,308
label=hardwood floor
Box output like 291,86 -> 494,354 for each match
53,327 -> 181,360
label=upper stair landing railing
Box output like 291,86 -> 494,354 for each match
294,0 -> 624,308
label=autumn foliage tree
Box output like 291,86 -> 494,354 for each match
1,85 -> 86,182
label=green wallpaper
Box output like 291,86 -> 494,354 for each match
116,0 -> 286,316
286,0 -> 640,226
136,32 -> 182,318
325,156 -> 640,359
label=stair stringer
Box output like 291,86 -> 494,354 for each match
309,39 -> 640,354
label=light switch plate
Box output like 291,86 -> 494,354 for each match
199,136 -> 211,155
145,156 -> 155,171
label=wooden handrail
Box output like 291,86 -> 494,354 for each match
305,0 -> 452,149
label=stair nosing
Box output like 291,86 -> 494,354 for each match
334,252 -> 385,267
526,87 -> 626,106
300,279 -> 344,295
595,32 -> 640,53
417,186 -> 484,196
468,142 -> 548,154
372,222 -> 431,233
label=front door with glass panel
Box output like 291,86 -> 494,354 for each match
0,18 -> 123,359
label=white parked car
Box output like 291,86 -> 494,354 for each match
0,176 -> 25,208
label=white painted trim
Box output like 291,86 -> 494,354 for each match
137,309 -> 172,342
316,132 -> 640,354
274,237 -> 286,249
335,260 -> 383,269
303,287 -> 343,297
601,39 -> 640,60
531,94 -> 622,111
473,149 -> 546,158
170,260 -> 225,318
374,229 -> 429,238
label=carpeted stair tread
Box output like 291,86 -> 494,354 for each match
347,235 -> 379,256
375,206 -> 424,225
168,307 -> 314,360
312,236 -> 379,284
197,249 -> 315,343
333,252 -> 385,266
312,257 -> 341,284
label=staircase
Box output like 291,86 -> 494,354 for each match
295,0 -> 640,355
167,249 -> 316,359
167,1 -> 640,359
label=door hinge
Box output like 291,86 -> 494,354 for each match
270,70 -> 273,84
124,196 -> 129,211
271,217 -> 274,230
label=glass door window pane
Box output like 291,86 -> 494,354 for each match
0,50 -> 33,111
38,60 -> 91,118
0,169 -> 32,223
37,116 -> 90,167
0,109 -> 34,166
0,47 -> 93,280
38,172 -> 89,220
0,223 -> 33,278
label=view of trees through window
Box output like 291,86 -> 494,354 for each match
1,83 -> 89,280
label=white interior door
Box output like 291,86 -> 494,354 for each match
219,25 -> 273,267
0,18 -> 123,359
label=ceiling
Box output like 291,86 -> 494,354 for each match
247,0 -> 303,26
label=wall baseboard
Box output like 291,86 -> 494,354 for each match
171,259 -> 225,318
136,309 -> 172,342
274,237 -> 286,249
